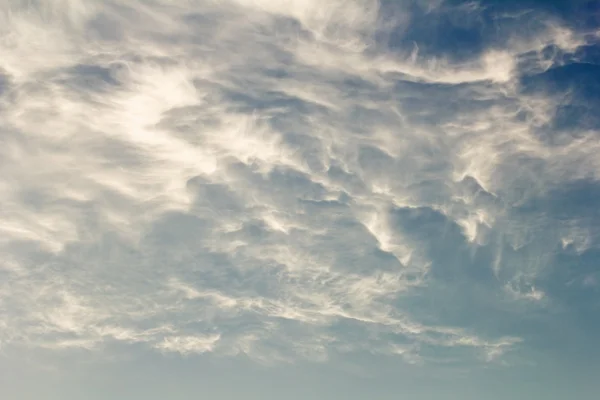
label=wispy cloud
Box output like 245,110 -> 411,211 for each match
1,0 -> 599,371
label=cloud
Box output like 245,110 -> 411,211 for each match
155,334 -> 221,355
1,0 -> 599,372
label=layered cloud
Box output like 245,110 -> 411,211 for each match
1,0 -> 599,370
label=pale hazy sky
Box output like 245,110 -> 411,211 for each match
1,0 -> 600,398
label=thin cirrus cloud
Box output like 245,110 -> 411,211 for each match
0,0 -> 599,392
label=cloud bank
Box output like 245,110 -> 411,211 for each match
1,0 -> 599,370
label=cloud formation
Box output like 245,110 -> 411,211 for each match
1,0 -> 599,371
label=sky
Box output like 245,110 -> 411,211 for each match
0,0 -> 599,399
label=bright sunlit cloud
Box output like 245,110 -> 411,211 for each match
1,0 -> 599,398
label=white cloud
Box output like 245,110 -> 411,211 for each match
0,0 -> 597,370
155,334 -> 221,355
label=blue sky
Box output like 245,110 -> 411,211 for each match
0,0 -> 599,399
